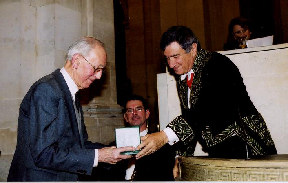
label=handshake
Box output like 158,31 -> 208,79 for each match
98,127 -> 168,165
98,146 -> 136,164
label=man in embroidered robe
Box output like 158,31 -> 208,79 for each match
136,26 -> 277,159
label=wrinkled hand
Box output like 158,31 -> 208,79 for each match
135,131 -> 168,159
98,146 -> 135,164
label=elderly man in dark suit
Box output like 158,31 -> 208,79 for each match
8,37 -> 134,181
136,26 -> 277,160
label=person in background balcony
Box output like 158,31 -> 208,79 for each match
224,17 -> 254,50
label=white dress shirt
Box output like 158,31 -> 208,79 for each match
125,129 -> 148,180
60,68 -> 99,167
163,69 -> 194,146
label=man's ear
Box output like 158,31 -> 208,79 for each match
124,113 -> 128,122
190,43 -> 197,57
71,54 -> 80,69
145,109 -> 150,120
192,43 -> 197,52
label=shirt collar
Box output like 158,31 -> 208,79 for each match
60,67 -> 79,101
180,69 -> 194,81
140,129 -> 148,136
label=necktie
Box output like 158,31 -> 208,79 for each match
74,92 -> 84,146
130,168 -> 136,181
75,92 -> 80,112
186,73 -> 194,88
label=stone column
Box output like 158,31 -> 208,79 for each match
0,0 -> 123,155
81,0 -> 124,145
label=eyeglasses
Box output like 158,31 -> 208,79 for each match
80,55 -> 106,74
126,106 -> 144,114
165,52 -> 189,61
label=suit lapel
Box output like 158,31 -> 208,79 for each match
52,69 -> 84,147
177,49 -> 212,110
176,77 -> 189,109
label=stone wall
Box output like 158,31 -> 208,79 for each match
0,0 -> 123,156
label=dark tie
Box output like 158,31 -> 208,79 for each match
186,73 -> 194,88
75,92 -> 80,112
130,168 -> 136,181
75,92 -> 84,146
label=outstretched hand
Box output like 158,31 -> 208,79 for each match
135,131 -> 168,159
98,146 -> 135,164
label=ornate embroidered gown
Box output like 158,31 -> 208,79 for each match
167,49 -> 277,158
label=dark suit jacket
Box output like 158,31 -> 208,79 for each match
93,134 -> 176,181
130,144 -> 175,181
167,49 -> 277,158
8,69 -> 106,181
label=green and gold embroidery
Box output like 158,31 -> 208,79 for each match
167,116 -> 194,145
176,49 -> 212,110
201,122 -> 238,148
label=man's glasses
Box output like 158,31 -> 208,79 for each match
126,106 -> 144,114
80,55 -> 105,74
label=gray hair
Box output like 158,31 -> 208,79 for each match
66,37 -> 105,60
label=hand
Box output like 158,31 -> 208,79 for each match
173,157 -> 180,179
135,131 -> 168,159
98,146 -> 135,164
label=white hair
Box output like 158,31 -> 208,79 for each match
66,37 -> 105,60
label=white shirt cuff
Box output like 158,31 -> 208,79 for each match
93,149 -> 99,167
163,127 -> 179,145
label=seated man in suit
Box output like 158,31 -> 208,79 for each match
98,95 -> 176,181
